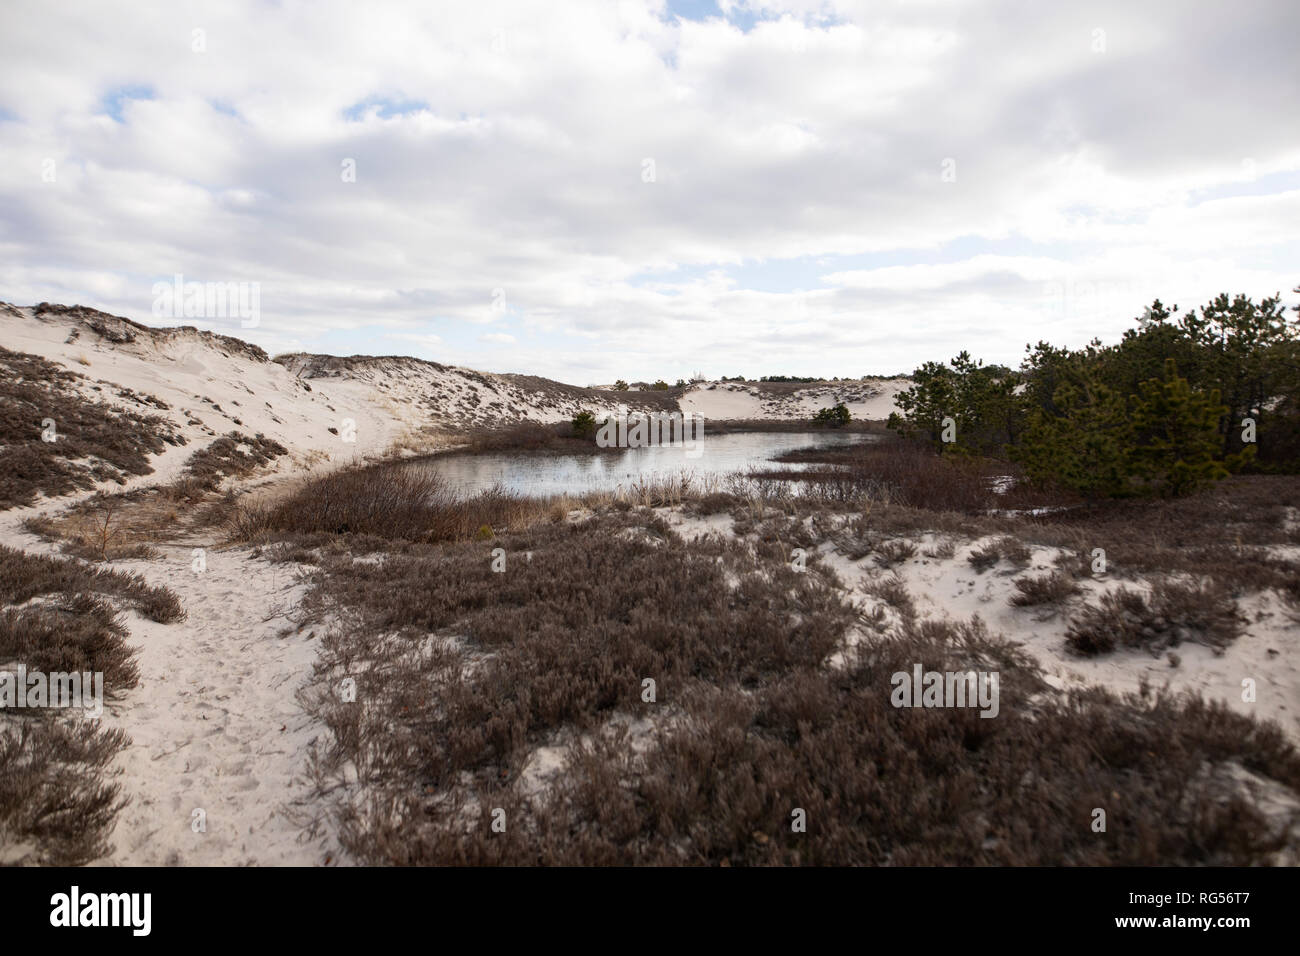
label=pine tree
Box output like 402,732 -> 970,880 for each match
1128,359 -> 1229,497
1013,377 -> 1132,500
890,360 -> 956,449
813,402 -> 851,427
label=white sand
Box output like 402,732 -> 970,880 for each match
680,379 -> 908,422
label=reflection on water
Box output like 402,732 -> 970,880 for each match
412,431 -> 874,497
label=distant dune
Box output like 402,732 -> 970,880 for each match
0,302 -> 907,495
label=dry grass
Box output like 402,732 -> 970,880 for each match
1016,475 -> 1300,592
24,431 -> 292,558
968,536 -> 1033,573
172,431 -> 288,499
459,420 -> 589,452
862,571 -> 917,617
0,593 -> 138,696
760,440 -> 1059,513
0,543 -> 184,623
230,463 -> 563,544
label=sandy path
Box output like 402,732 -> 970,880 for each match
1,508 -> 338,866
95,541 -> 336,866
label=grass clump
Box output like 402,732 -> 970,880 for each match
232,463 -> 559,544
0,593 -> 138,697
173,431 -> 288,498
0,543 -> 180,865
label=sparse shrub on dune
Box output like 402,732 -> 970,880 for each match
922,536 -> 957,559
1009,570 -> 1081,608
175,431 -> 288,497
0,544 -> 183,865
463,420 -> 569,452
0,594 -> 139,696
967,536 -> 1032,573
0,346 -> 185,509
862,572 -> 915,617
1065,579 -> 1245,656
873,538 -> 917,568
761,441 -> 1001,513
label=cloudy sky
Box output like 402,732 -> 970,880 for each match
1,0 -> 1297,383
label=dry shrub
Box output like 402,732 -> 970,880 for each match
862,572 -> 915,617
1010,570 -> 1081,607
462,421 -> 572,451
874,538 -> 917,568
0,346 -> 184,509
763,441 -> 1000,512
18,431 -> 288,555
172,431 -> 288,499
968,536 -> 1032,573
0,544 -> 172,865
282,510 -> 1300,865
231,463 -> 555,543
300,518 -> 1300,864
0,543 -> 184,623
0,593 -> 139,696
1065,579 -> 1245,656
1018,475 -> 1300,593
922,537 -> 958,559
0,717 -> 129,865
25,495 -> 160,562
830,520 -> 920,568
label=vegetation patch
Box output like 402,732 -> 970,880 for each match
24,431 -> 290,558
262,509 -> 1300,865
0,346 -> 185,509
231,463 -> 565,544
968,536 -> 1033,573
1009,571 -> 1081,608
1065,579 -> 1245,656
0,544 -> 186,865
0,543 -> 184,623
0,718 -> 129,865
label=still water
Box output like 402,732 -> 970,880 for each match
413,431 -> 873,497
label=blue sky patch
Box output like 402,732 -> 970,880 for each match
102,85 -> 155,122
342,96 -> 430,121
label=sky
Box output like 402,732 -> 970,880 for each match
1,0 -> 1297,384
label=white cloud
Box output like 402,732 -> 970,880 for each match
0,0 -> 1296,379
